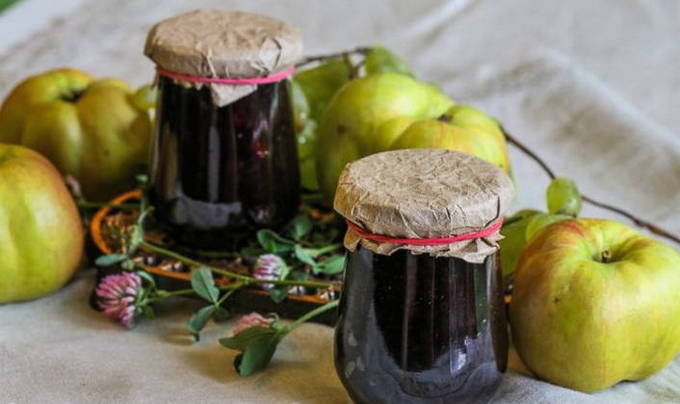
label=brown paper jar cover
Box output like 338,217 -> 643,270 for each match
144,9 -> 302,105
334,149 -> 515,263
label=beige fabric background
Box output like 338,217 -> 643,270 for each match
1,0 -> 679,402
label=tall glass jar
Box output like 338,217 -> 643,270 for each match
144,10 -> 303,250
333,149 -> 515,403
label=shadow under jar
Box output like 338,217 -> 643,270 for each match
333,149 -> 515,403
144,9 -> 303,250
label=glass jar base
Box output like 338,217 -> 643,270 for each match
334,247 -> 507,404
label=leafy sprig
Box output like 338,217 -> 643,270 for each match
94,191 -> 345,353
219,300 -> 339,376
186,268 -> 234,340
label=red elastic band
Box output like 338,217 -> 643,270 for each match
155,66 -> 295,85
346,218 -> 504,246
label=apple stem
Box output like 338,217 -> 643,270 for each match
601,250 -> 612,263
437,114 -> 453,123
60,89 -> 85,103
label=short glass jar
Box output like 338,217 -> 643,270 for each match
333,149 -> 515,403
144,10 -> 303,250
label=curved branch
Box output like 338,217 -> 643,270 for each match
580,195 -> 680,245
502,130 -> 556,179
295,46 -> 372,68
502,128 -> 680,246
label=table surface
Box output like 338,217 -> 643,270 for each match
1,0 -> 679,403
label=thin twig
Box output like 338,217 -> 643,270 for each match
139,240 -> 334,290
295,46 -> 372,68
580,196 -> 680,245
343,53 -> 357,80
284,300 -> 339,332
502,128 -> 680,246
502,129 -> 556,180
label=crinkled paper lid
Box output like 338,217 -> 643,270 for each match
144,9 -> 302,105
334,149 -> 515,263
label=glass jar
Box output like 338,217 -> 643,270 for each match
148,76 -> 299,249
333,149 -> 515,404
144,10 -> 303,250
336,247 -> 507,403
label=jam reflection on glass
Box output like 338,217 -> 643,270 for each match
149,77 -> 300,250
335,246 -> 508,404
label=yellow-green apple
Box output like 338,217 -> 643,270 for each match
316,72 -> 509,203
499,209 -> 540,282
391,105 -> 509,170
0,68 -> 152,201
546,177 -> 582,216
500,177 -> 583,282
292,60 -> 351,190
364,45 -> 414,77
0,144 -> 84,303
510,218 -> 680,392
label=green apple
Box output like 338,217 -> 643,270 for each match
546,177 -> 582,216
499,209 -> 541,282
0,68 -> 152,201
292,60 -> 351,191
294,60 -> 350,125
364,46 -> 414,77
524,212 -> 570,241
316,72 -> 509,203
510,218 -> 680,392
0,144 -> 84,303
391,106 -> 509,172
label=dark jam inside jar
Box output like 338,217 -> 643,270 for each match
149,76 -> 300,250
335,246 -> 508,404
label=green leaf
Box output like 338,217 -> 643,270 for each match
257,230 -> 294,253
365,46 -> 414,77
268,313 -> 282,330
213,307 -> 232,323
278,259 -> 291,281
95,253 -> 128,267
313,255 -> 346,275
219,326 -> 277,351
237,334 -> 281,376
269,256 -> 291,303
130,227 -> 144,250
142,305 -> 154,320
239,247 -> 263,259
294,245 -> 317,266
135,174 -> 149,185
136,270 -> 157,288
270,287 -> 289,303
303,243 -> 343,258
190,267 -> 220,303
288,213 -> 313,241
121,259 -> 136,270
287,271 -> 309,282
187,306 -> 216,340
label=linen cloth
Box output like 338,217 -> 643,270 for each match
1,0 -> 679,402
